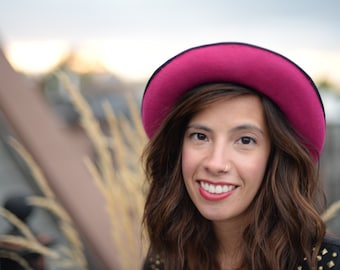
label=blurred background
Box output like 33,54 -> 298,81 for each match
0,0 -> 339,269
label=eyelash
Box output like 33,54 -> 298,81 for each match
237,136 -> 257,145
190,132 -> 207,141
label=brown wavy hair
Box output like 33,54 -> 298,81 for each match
142,83 -> 326,270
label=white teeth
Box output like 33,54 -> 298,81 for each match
209,185 -> 215,193
216,185 -> 222,193
200,182 -> 235,194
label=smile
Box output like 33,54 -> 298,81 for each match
200,181 -> 237,194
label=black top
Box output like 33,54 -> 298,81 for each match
143,235 -> 340,270
298,235 -> 340,270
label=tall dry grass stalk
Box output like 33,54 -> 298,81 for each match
0,250 -> 34,270
0,207 -> 58,258
322,200 -> 340,223
56,72 -> 148,269
5,137 -> 88,269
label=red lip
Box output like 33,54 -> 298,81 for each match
198,184 -> 235,201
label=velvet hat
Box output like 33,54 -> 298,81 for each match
141,42 -> 326,160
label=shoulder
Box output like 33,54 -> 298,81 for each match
323,235 -> 340,248
297,235 -> 340,270
141,236 -> 340,270
142,253 -> 163,270
316,235 -> 340,269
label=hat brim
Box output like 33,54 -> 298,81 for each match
142,42 -> 325,160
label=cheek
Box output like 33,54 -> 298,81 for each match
181,146 -> 197,181
244,156 -> 268,185
181,148 -> 190,178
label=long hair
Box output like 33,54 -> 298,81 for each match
142,83 -> 326,270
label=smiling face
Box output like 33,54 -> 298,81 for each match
181,94 -> 271,226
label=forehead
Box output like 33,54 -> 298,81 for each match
177,85 -> 256,115
190,94 -> 266,125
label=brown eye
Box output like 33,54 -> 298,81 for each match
191,133 -> 207,141
238,136 -> 256,145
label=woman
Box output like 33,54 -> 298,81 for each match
141,43 -> 340,270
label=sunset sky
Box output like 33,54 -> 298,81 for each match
0,0 -> 339,85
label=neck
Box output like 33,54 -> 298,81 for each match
213,221 -> 246,270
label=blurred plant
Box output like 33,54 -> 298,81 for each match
0,249 -> 34,270
321,200 -> 340,223
1,70 -> 148,269
0,206 -> 59,269
317,78 -> 340,93
0,137 -> 88,269
56,71 -> 148,269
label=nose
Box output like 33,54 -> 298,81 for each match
204,142 -> 231,175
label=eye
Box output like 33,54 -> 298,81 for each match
237,136 -> 256,145
191,132 -> 208,141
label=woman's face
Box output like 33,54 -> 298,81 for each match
182,94 -> 271,226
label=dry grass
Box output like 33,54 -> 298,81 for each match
56,71 -> 148,269
2,137 -> 88,269
0,249 -> 34,270
1,71 -> 148,269
322,200 -> 340,223
0,207 -> 58,259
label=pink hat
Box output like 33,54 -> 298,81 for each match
142,42 -> 326,160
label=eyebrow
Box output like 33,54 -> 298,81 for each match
186,124 -> 212,132
230,124 -> 265,135
186,123 -> 265,135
